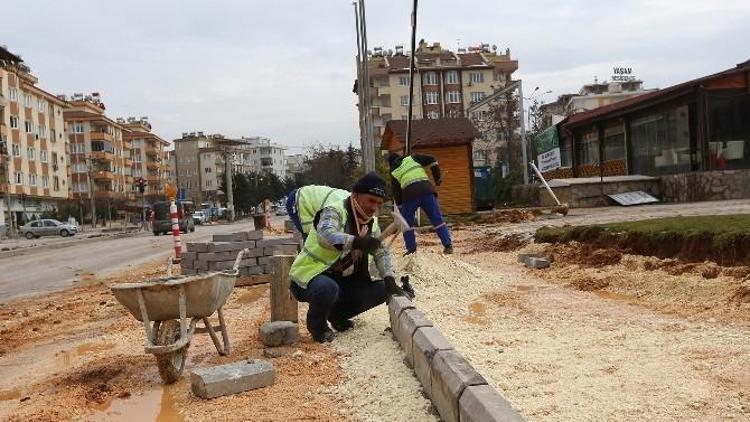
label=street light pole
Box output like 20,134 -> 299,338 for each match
86,157 -> 96,228
405,0 -> 419,156
2,149 -> 16,238
518,80 -> 529,184
224,148 -> 235,222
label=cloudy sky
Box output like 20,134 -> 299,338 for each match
4,0 -> 749,152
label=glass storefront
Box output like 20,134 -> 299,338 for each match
708,92 -> 750,170
629,105 -> 692,176
575,127 -> 599,165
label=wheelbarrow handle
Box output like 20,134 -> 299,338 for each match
233,248 -> 251,272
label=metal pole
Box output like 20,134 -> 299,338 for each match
3,152 -> 15,238
353,2 -> 368,166
225,149 -> 235,222
79,200 -> 84,232
87,158 -> 97,228
358,0 -> 375,172
518,80 -> 529,184
405,0 -> 419,156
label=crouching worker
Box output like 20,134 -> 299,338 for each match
289,172 -> 410,343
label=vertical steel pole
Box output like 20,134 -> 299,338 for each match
405,0 -> 419,156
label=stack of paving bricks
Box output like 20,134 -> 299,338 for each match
388,296 -> 525,422
181,230 -> 300,276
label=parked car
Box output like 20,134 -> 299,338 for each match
20,219 -> 78,239
275,207 -> 288,216
152,200 -> 195,236
192,210 -> 206,225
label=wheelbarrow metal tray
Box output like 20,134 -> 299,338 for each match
110,271 -> 237,322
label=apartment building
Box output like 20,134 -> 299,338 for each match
120,117 -> 169,201
356,40 -> 518,148
237,136 -> 287,179
1,48 -> 69,226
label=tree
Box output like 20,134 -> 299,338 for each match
298,144 -> 360,189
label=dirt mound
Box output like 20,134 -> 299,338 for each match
452,209 -> 538,228
568,275 -> 611,291
546,243 -> 621,268
465,233 -> 530,254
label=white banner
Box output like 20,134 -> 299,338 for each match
537,147 -> 561,172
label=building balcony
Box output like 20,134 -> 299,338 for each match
122,140 -> 133,149
146,174 -> 160,184
91,151 -> 115,162
94,190 -> 117,200
90,131 -> 114,142
124,158 -> 133,167
125,175 -> 134,183
145,145 -> 160,156
146,161 -> 160,170
93,170 -> 115,181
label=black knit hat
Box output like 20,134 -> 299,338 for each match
352,172 -> 387,199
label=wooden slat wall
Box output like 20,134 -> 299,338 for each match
416,145 -> 474,215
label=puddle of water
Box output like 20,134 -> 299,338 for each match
89,385 -> 184,422
464,301 -> 489,325
0,388 -> 21,401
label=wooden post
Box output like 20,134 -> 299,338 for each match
270,255 -> 298,322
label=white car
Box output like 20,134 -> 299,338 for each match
20,219 -> 78,239
192,211 -> 206,225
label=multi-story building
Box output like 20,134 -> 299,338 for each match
64,94 -> 135,211
286,153 -> 306,180
356,40 -> 518,148
540,79 -> 657,127
174,133 -> 288,204
120,117 -> 169,201
1,48 -> 69,226
237,136 -> 287,179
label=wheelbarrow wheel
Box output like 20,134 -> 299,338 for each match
155,320 -> 188,384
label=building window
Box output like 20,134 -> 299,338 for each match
24,94 -> 32,107
25,121 -> 33,133
470,92 -> 486,104
427,111 -> 440,119
630,105 -> 692,175
8,87 -> 17,101
708,92 -> 750,170
399,76 -> 409,86
448,109 -> 462,118
29,174 -> 37,186
50,129 -> 56,141
40,150 -> 49,163
37,99 -> 46,112
71,122 -> 85,133
14,172 -> 23,184
9,116 -> 18,129
11,144 -> 20,157
53,176 -> 60,191
27,147 -> 35,161
446,71 -> 459,84
576,127 -> 600,166
42,175 -> 49,188
38,125 -> 46,139
400,95 -> 409,106
425,92 -> 439,105
423,72 -> 438,85
470,72 -> 484,84
446,91 -> 461,103
471,111 -> 486,121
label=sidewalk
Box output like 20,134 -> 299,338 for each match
0,224 -> 148,254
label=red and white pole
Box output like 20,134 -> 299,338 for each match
170,200 -> 182,263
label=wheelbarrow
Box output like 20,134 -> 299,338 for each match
110,249 -> 249,383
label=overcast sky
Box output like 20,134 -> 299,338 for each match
4,0 -> 749,152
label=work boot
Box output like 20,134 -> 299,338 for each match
311,328 -> 335,343
443,245 -> 453,255
329,318 -> 354,332
403,249 -> 416,257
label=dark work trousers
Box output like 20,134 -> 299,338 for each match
290,272 -> 387,336
399,193 -> 452,252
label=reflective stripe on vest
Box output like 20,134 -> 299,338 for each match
391,156 -> 429,189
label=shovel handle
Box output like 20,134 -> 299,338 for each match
233,248 -> 250,271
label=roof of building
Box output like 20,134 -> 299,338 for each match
382,118 -> 481,150
563,59 -> 750,129
0,45 -> 22,64
457,53 -> 487,67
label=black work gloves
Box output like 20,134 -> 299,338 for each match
352,236 -> 381,253
384,276 -> 414,300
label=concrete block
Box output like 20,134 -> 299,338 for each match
263,346 -> 294,358
516,253 -> 541,263
235,273 -> 272,287
239,265 -> 263,276
212,232 -> 248,242
258,256 -> 271,266
209,241 -> 257,253
430,350 -> 487,422
412,327 -> 453,399
197,252 -> 236,262
524,256 -> 550,269
181,267 -> 196,275
211,258 -> 257,271
284,219 -> 296,233
397,308 -> 434,368
181,252 -> 197,261
259,321 -> 299,347
459,384 -> 524,422
257,238 -> 297,248
388,296 -> 415,338
246,230 -> 264,240
190,359 -> 275,399
261,264 -> 271,274
186,242 -> 210,253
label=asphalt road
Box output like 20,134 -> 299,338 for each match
0,219 -> 272,302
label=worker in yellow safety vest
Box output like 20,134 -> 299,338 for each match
387,151 -> 452,255
288,173 -> 411,343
